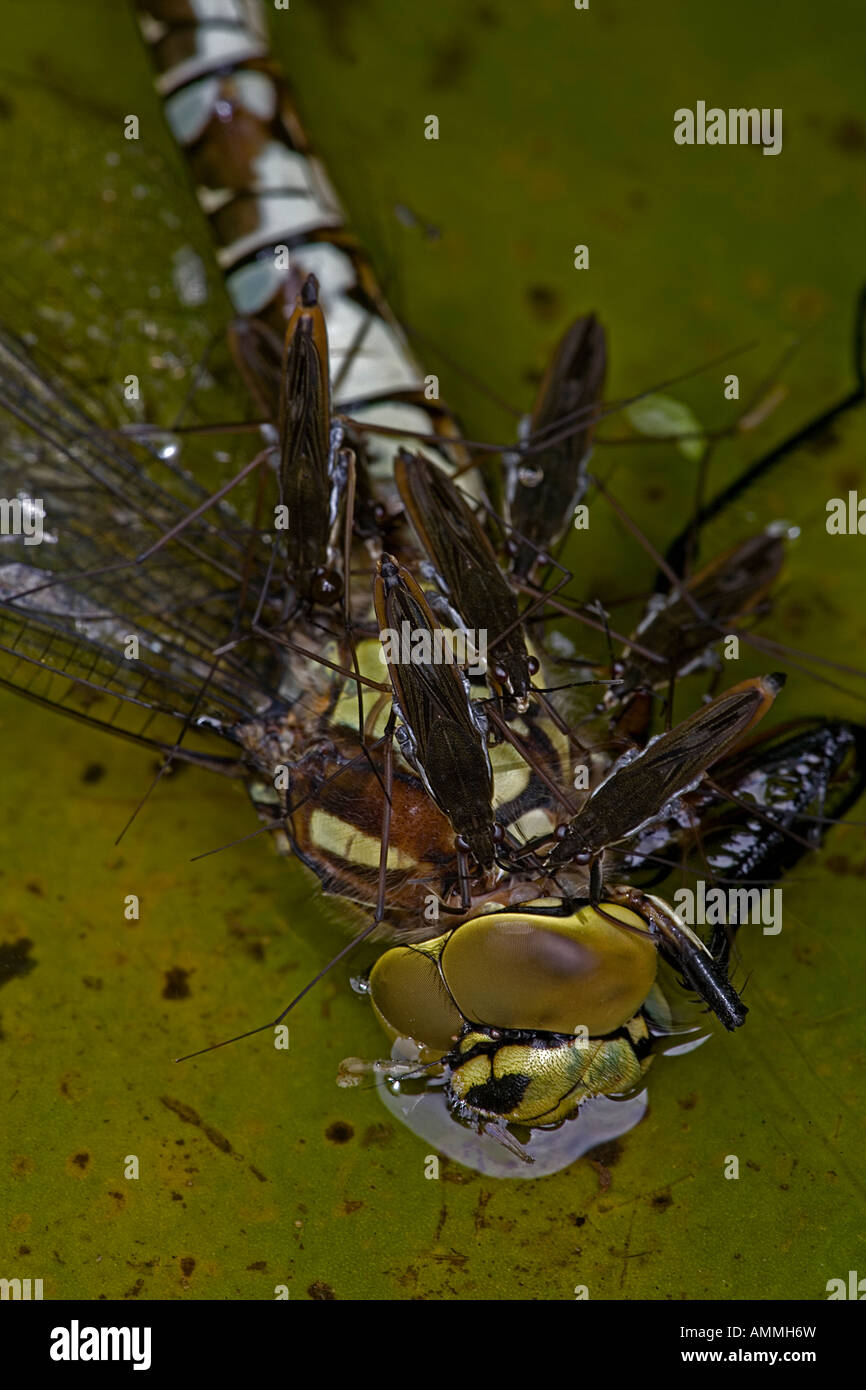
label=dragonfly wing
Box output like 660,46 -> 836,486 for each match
0,327 -> 284,763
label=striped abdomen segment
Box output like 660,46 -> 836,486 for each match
136,0 -> 461,468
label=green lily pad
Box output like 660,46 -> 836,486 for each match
0,0 -> 864,1303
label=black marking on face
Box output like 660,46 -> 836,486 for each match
463,1071 -> 532,1115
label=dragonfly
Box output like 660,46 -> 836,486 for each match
0,0 -> 863,1174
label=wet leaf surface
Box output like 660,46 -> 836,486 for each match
0,0 -> 864,1300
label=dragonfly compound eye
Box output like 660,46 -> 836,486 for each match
368,941 -> 464,1063
438,904 -> 658,1038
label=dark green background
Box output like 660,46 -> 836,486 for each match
1,0 -> 864,1300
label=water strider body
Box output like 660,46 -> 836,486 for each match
0,0 -> 863,1172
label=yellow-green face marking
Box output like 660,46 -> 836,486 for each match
448,1026 -> 648,1127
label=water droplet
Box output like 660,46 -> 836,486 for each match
172,246 -> 209,308
518,465 -> 544,488
150,434 -> 181,462
767,518 -> 800,540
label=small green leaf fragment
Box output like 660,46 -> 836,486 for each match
625,393 -> 707,461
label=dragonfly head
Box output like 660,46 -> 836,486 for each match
447,1024 -> 648,1128
489,652 -> 539,713
364,900 -> 659,1130
455,820 -> 499,871
545,823 -> 592,872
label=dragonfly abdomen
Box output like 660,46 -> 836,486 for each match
136,0 -> 464,478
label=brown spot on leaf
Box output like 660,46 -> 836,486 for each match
526,284 -> 561,322
308,1280 -> 337,1300
587,1138 -> 624,1168
311,0 -> 361,62
66,1151 -> 91,1178
427,35 -> 475,90
587,1138 -> 623,1191
202,1124 -> 232,1154
360,1122 -> 393,1148
325,1120 -> 354,1145
161,1096 -> 200,1126
180,1257 -> 195,1277
59,1071 -> 87,1102
474,1189 -> 493,1234
160,1096 -> 234,1155
440,1157 -> 476,1185
0,938 -> 36,987
824,854 -> 866,877
431,1249 -> 469,1270
677,1092 -> 698,1111
833,117 -> 866,154
227,918 -> 269,962
81,762 -> 106,784
162,967 -> 191,1000
651,1191 -> 673,1212
590,1160 -> 612,1191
